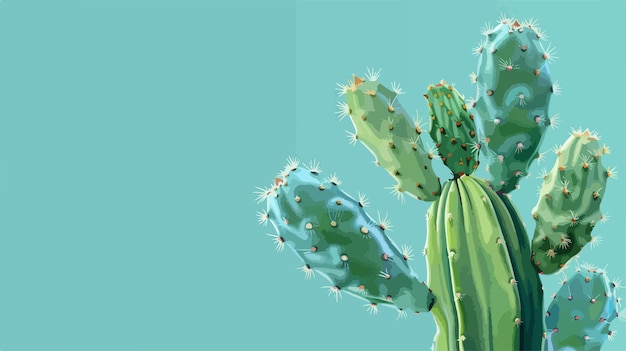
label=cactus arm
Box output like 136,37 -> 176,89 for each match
477,183 -> 545,351
343,76 -> 442,201
426,181 -> 459,351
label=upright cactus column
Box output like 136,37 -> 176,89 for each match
425,81 -> 479,177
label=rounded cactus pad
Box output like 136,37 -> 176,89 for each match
544,264 -> 620,350
256,158 -> 436,315
339,72 -> 441,201
471,17 -> 557,193
425,81 -> 480,178
531,129 -> 613,274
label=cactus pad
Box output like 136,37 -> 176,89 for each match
425,175 -> 542,351
531,129 -> 612,274
425,81 -> 480,177
471,17 -> 556,193
257,158 -> 436,315
341,74 -> 442,201
544,264 -> 620,350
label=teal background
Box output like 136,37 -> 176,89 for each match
0,0 -> 624,350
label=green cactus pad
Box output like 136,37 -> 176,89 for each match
531,129 -> 612,274
426,175 -> 527,351
545,265 -> 620,350
257,159 -> 436,315
342,74 -> 442,201
471,18 -> 556,193
425,81 -> 480,177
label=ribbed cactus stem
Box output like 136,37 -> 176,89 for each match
426,175 -> 543,350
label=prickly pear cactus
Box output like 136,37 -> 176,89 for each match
425,81 -> 480,177
254,13 -> 623,351
531,129 -> 613,274
471,16 -> 558,193
339,74 -> 442,201
544,264 -> 620,351
256,158 -> 436,315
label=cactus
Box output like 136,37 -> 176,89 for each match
257,159 -> 436,314
255,14 -> 622,351
544,264 -> 620,350
531,129 -> 612,274
471,17 -> 557,194
341,75 -> 442,201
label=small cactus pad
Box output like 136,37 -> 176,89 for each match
544,265 -> 620,350
341,73 -> 441,201
257,159 -> 436,315
425,175 -> 539,351
531,129 -> 612,274
471,17 -> 556,193
425,81 -> 480,177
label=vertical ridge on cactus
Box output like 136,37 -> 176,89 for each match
471,17 -> 555,194
426,175 -> 541,351
425,180 -> 458,350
